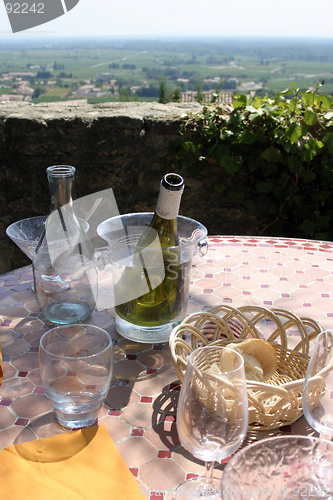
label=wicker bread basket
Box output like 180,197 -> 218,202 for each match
169,305 -> 322,430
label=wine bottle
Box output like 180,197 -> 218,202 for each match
114,173 -> 189,330
144,172 -> 184,247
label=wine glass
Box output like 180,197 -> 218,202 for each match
6,216 -> 49,261
173,345 -> 248,499
221,435 -> 333,499
302,330 -> 333,441
6,215 -> 89,292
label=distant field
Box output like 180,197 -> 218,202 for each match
1,38 -> 333,101
43,87 -> 69,98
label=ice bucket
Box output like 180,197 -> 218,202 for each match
97,213 -> 208,343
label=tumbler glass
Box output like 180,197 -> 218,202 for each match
39,324 -> 113,429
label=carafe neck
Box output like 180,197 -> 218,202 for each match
47,165 -> 75,212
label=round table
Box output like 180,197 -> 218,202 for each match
1,235 -> 332,497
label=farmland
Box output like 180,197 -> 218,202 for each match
1,36 -> 333,103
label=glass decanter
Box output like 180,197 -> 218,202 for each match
33,165 -> 97,324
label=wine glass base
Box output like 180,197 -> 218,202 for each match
170,477 -> 221,500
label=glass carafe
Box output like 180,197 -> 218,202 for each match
33,165 -> 97,324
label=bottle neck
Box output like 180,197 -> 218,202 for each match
47,165 -> 75,212
155,180 -> 184,220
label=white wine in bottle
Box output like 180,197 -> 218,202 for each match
114,173 -> 189,332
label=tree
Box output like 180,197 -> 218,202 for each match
196,78 -> 203,103
119,87 -> 130,101
215,78 -> 223,94
211,79 -> 223,102
158,77 -> 169,104
136,86 -> 159,98
37,71 -> 53,79
172,86 -> 181,103
122,63 -> 136,70
32,86 -> 44,99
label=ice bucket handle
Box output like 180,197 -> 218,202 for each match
93,250 -> 109,271
197,238 -> 208,257
188,228 -> 208,258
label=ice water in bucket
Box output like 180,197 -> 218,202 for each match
97,213 -> 208,343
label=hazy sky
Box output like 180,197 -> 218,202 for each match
0,0 -> 333,38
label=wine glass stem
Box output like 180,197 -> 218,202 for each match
199,461 -> 216,497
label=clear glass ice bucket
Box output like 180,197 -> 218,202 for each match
97,212 -> 208,343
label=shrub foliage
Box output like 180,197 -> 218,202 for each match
172,83 -> 333,240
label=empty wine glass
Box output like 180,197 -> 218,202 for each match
173,345 -> 248,499
302,330 -> 333,441
6,216 -> 90,260
221,435 -> 333,499
6,216 -> 49,260
6,215 -> 89,292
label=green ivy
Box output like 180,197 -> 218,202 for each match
171,82 -> 333,240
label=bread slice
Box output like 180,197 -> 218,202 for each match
235,339 -> 277,380
220,339 -> 277,381
219,349 -> 242,373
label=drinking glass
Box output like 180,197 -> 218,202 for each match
39,324 -> 113,429
302,330 -> 333,441
173,345 -> 248,499
221,435 -> 333,499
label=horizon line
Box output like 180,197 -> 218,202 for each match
1,33 -> 333,41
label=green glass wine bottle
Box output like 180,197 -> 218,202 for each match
138,172 -> 184,248
114,173 -> 189,338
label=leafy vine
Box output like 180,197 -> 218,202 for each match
171,83 -> 333,240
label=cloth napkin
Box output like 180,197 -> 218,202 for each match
0,424 -> 147,500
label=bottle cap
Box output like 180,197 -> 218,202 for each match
161,173 -> 184,192
156,173 -> 184,219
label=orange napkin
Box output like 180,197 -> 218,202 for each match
0,425 -> 147,500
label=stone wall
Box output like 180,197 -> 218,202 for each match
0,101 -> 263,274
